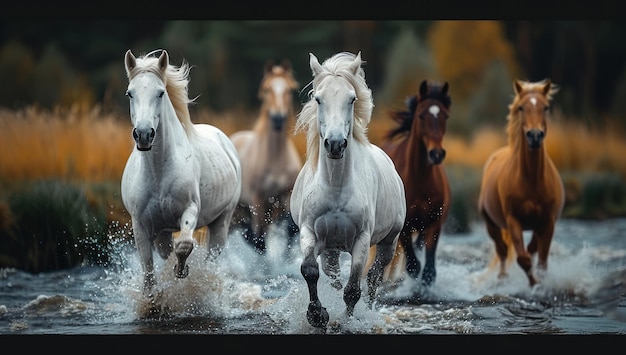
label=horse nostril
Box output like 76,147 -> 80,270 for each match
149,128 -> 156,140
324,139 -> 330,151
341,139 -> 347,149
429,148 -> 446,164
132,128 -> 139,141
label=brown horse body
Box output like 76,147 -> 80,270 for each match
477,79 -> 564,287
381,80 -> 451,287
230,60 -> 302,254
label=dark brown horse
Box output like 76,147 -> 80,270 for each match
477,78 -> 564,287
380,80 -> 452,287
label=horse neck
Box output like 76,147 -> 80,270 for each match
318,137 -> 355,187
516,138 -> 548,184
145,101 -> 190,171
257,109 -> 292,154
404,125 -> 433,176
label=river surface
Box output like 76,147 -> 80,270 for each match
1,218 -> 625,336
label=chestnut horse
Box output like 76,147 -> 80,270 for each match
229,59 -> 302,254
380,80 -> 451,287
477,78 -> 564,287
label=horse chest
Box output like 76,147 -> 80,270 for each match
313,211 -> 360,250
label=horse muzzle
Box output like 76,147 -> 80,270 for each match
525,129 -> 545,149
133,127 -> 156,151
428,148 -> 446,165
270,113 -> 287,131
324,137 -> 348,159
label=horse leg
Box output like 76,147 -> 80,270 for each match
206,209 -> 233,260
421,223 -> 441,287
482,212 -> 509,278
300,227 -> 329,329
285,210 -> 299,248
366,232 -> 398,307
321,249 -> 342,290
506,218 -> 537,286
344,237 -> 368,317
173,205 -> 199,279
133,223 -> 156,294
400,229 -> 421,281
153,231 -> 173,260
247,204 -> 267,254
233,203 -> 254,243
531,223 -> 555,280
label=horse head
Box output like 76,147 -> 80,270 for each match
415,80 -> 451,165
124,49 -> 170,151
512,79 -> 555,150
260,59 -> 298,131
310,52 -> 364,159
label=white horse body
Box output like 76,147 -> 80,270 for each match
121,49 -> 241,294
291,142 -> 404,249
290,52 -> 406,329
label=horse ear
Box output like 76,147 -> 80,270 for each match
309,53 -> 323,77
542,78 -> 552,96
264,59 -> 276,74
124,50 -> 136,77
419,80 -> 429,98
514,79 -> 524,95
442,82 -> 449,95
348,51 -> 362,76
158,50 -> 169,73
281,59 -> 292,72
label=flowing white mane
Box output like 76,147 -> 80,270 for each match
295,52 -> 373,165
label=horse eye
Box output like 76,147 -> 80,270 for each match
350,97 -> 356,105
518,106 -> 523,112
544,106 -> 550,112
125,91 -> 132,99
158,91 -> 165,98
315,97 -> 321,105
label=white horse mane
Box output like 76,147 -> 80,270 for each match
295,52 -> 373,165
126,49 -> 196,136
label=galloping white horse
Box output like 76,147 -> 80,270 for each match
290,52 -> 406,329
121,49 -> 242,294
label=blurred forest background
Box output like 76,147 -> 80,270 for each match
1,20 -> 626,272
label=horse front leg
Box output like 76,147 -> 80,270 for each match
247,203 -> 268,254
300,227 -> 328,329
344,237 -> 369,317
366,237 -> 396,308
399,228 -> 421,281
174,204 -> 199,279
321,249 -> 342,290
506,217 -> 537,286
529,222 -> 556,280
133,223 -> 156,294
421,223 -> 442,287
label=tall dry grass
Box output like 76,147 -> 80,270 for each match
1,105 -> 625,185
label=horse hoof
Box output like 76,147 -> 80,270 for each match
330,279 -> 342,290
174,263 -> 189,278
307,304 -> 329,329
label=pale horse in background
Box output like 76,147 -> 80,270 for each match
229,59 -> 302,255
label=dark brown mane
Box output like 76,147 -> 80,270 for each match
386,81 -> 451,141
